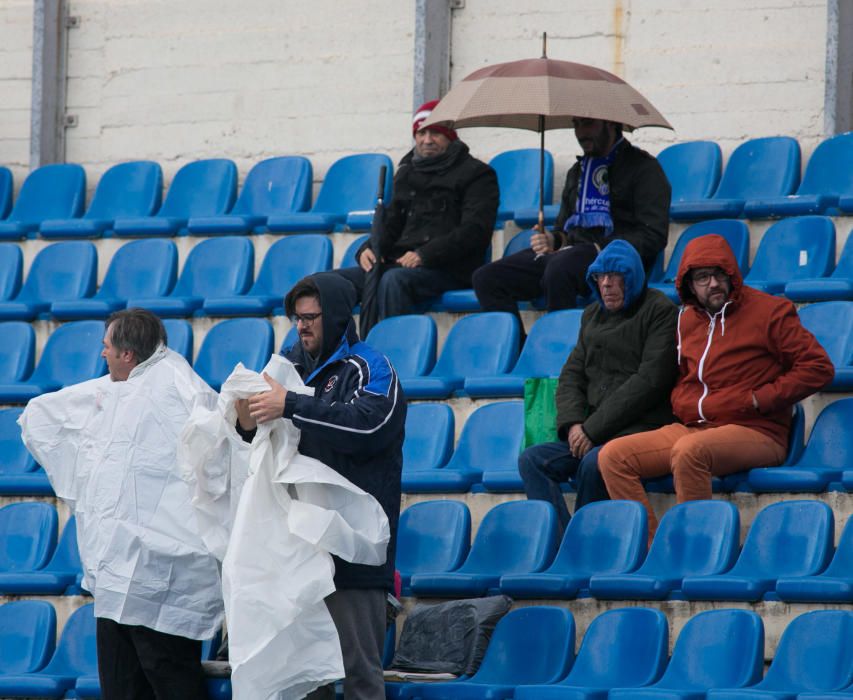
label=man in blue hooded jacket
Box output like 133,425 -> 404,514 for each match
519,239 -> 678,531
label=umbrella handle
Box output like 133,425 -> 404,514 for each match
376,165 -> 387,204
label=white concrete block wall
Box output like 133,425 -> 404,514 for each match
0,1 -> 34,181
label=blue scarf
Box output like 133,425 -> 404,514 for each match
564,137 -> 623,235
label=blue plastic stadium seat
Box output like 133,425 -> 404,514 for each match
589,500 -> 740,600
744,216 -> 835,295
396,500 -> 470,595
0,602 -> 98,698
52,239 -> 178,320
365,315 -> 436,381
401,312 -> 520,399
707,610 -> 853,700
163,319 -> 194,364
513,204 -> 560,229
612,609 -> 764,700
0,320 -> 107,403
0,600 -> 56,675
0,241 -> 97,321
188,156 -> 312,235
648,220 -> 750,303
681,500 -> 833,602
400,403 -> 454,491
0,323 -> 35,383
267,154 -> 393,233
658,140 -> 723,212
490,149 -> 553,226
112,159 -> 237,237
745,133 -> 853,218
126,237 -> 253,317
0,243 -> 23,300
670,137 -> 800,221
0,408 -> 52,496
465,309 -> 584,398
408,500 -> 558,597
40,161 -> 162,239
399,606 -> 574,700
796,302 -> 853,390
748,398 -> 853,492
786,232 -> 853,302
339,234 -> 369,269
0,167 -> 12,219
0,517 -> 82,595
203,235 -> 331,316
0,164 -> 86,241
501,500 -> 647,599
0,502 -> 57,574
194,318 -> 274,392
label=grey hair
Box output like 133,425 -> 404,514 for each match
105,308 -> 167,363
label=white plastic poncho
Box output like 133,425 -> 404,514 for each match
180,355 -> 391,700
19,347 -> 224,640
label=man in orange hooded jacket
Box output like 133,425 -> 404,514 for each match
598,234 -> 834,536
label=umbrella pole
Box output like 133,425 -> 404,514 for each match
538,114 -> 545,232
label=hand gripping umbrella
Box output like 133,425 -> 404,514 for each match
358,164 -> 387,338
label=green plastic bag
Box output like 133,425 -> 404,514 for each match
523,377 -> 560,449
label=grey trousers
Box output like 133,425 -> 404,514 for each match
306,588 -> 387,700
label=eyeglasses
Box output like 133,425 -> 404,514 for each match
590,272 -> 623,283
292,312 -> 322,325
691,269 -> 729,286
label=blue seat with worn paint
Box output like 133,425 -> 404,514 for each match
0,320 -> 107,404
194,318 -> 274,392
670,137 -> 800,220
0,502 -> 57,574
744,216 -> 836,295
0,164 -> 86,240
746,133 -> 853,218
786,232 -> 853,302
400,403 -> 454,491
163,319 -> 194,364
188,156 -> 313,235
113,159 -> 237,237
267,154 -> 393,233
0,600 -> 56,675
401,312 -> 520,399
52,239 -> 178,320
365,315 -> 436,380
126,236 -> 254,317
40,161 -> 162,239
707,610 -> 853,700
0,323 -> 35,383
395,500 -> 470,595
658,140 -> 723,214
0,167 -> 12,220
612,609 -> 764,700
203,235 -> 332,316
501,500 -> 647,599
0,241 -> 97,321
796,301 -> 853,390
0,408 -> 52,496
490,148 -> 553,226
0,243 -> 23,301
408,500 -> 558,597
682,500 -> 833,602
0,517 -> 82,595
589,500 -> 740,600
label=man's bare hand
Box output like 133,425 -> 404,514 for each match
530,228 -> 555,255
396,251 -> 423,268
235,398 -> 257,431
568,423 -> 593,458
247,372 -> 288,424
358,248 -> 376,272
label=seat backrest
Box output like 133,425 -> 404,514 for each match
794,397 -> 853,470
553,500 -> 647,577
564,607 -> 668,688
172,236 -> 254,298
430,312 -> 519,379
158,159 -> 237,218
44,517 -> 82,575
460,500 -> 558,576
833,230 -> 853,279
657,141 -> 723,202
29,320 -> 108,388
0,502 -> 57,573
471,606 -> 574,685
366,315 -> 436,379
42,602 -> 98,677
0,322 -> 35,382
8,164 -> 86,223
162,319 -> 194,364
746,215 -> 835,283
0,407 -> 37,475
714,136 -> 800,200
99,239 -> 177,300
798,302 -> 853,370
402,402 -> 453,472
489,148 -> 554,212
656,609 -> 764,690
445,401 -> 524,476
825,517 -> 853,577
0,243 -> 23,300
0,600 -> 56,674
730,500 -> 833,578
0,167 -> 12,219
758,610 -> 853,692
511,309 -> 583,378
638,500 -> 739,578
85,161 -> 162,219
251,235 -> 332,298
194,318 -> 274,391
796,132 -> 853,196
313,153 -> 393,213
503,229 -> 534,257
396,500 -> 471,577
340,234 -> 370,269
661,220 -> 750,282
231,156 -> 312,216
16,241 -> 97,304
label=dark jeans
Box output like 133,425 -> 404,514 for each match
96,618 -> 207,700
518,441 -> 609,531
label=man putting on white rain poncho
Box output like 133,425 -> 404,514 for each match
19,309 -> 223,700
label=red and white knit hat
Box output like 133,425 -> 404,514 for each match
412,100 -> 458,141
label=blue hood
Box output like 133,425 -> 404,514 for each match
585,239 -> 646,310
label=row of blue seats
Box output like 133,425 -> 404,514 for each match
388,606 -> 853,699
398,498 -> 853,603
